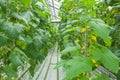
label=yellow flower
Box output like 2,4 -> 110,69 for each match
25,26 -> 30,31
82,46 -> 86,50
17,22 -> 20,24
112,22 -> 115,25
16,6 -> 20,10
106,23 -> 109,26
82,72 -> 86,76
88,77 -> 91,80
86,26 -> 91,29
91,59 -> 96,64
95,64 -> 99,67
81,28 -> 86,33
92,36 -> 97,41
76,39 -> 80,43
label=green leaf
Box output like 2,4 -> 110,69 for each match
33,35 -> 42,48
22,10 -> 33,24
9,48 -> 27,67
104,37 -> 112,47
93,74 -> 110,80
29,59 -> 36,76
12,12 -> 23,20
113,3 -> 120,8
9,53 -> 23,67
80,13 -> 91,21
88,19 -> 110,40
80,76 -> 89,80
24,35 -> 33,44
3,65 -> 17,78
0,0 -> 6,5
64,57 -> 92,80
19,0 -> 31,8
35,1 -> 44,10
13,48 -> 28,62
14,24 -> 24,33
62,27 -> 79,35
90,44 -> 119,73
0,33 -> 8,46
55,60 -> 68,69
16,40 -> 26,49
61,45 -> 81,56
2,22 -> 24,38
13,11 -> 33,25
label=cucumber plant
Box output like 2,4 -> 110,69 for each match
0,0 -> 55,79
56,0 -> 120,80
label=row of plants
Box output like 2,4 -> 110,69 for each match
56,0 -> 120,80
0,0 -> 55,79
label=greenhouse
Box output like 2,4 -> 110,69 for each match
0,0 -> 120,80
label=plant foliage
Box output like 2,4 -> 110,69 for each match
0,0 -> 55,79
56,0 -> 120,80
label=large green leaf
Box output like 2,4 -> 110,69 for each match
12,12 -> 23,21
2,22 -> 24,38
13,48 -> 28,61
13,10 -> 33,25
88,19 -> 110,40
61,44 -> 81,56
64,57 -> 92,80
22,10 -> 33,25
55,60 -> 68,69
9,48 -> 27,67
9,53 -> 23,67
14,24 -> 24,33
3,65 -> 17,78
90,44 -> 119,73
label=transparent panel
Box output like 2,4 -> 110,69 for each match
46,0 -> 61,21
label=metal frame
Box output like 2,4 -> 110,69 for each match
46,0 -> 60,21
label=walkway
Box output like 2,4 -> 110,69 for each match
33,43 -> 65,80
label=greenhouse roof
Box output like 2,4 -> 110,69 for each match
46,0 -> 61,21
